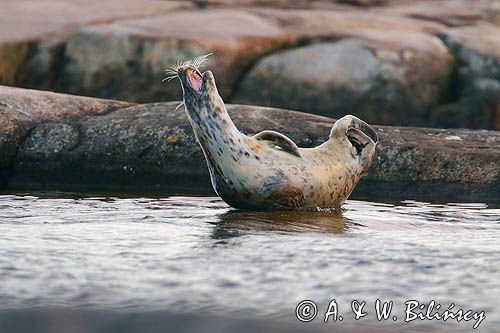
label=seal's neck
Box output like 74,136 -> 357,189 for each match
184,99 -> 241,153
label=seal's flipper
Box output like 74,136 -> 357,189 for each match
346,128 -> 372,156
253,130 -> 301,158
267,186 -> 305,209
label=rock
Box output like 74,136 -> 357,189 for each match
431,78 -> 500,130
433,24 -> 500,130
53,9 -> 288,102
0,1 -> 192,90
0,42 -> 33,86
0,85 -> 134,186
2,2 -> 446,107
336,0 -> 385,6
45,6 -> 445,106
233,36 -> 453,126
195,0 -> 383,9
250,8 -> 445,36
0,0 -> 192,43
379,0 -> 500,27
0,89 -> 497,202
441,24 -> 500,81
2,0 -> 500,130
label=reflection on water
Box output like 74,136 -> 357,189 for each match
214,209 -> 351,235
0,193 -> 499,332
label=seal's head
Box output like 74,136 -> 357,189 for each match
164,54 -> 224,125
329,115 -> 378,174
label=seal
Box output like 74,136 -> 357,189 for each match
166,55 -> 378,210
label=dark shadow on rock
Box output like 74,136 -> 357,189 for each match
430,78 -> 500,130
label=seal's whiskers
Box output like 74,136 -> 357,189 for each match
163,53 -> 212,83
175,102 -> 184,111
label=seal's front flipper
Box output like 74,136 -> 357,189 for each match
253,130 -> 301,158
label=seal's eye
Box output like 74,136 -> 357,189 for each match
187,68 -> 203,91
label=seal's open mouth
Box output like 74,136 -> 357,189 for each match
163,54 -> 211,93
187,68 -> 203,92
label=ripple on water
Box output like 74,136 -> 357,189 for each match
0,193 -> 499,331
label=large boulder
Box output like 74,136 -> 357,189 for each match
0,86 -> 134,185
51,10 -> 288,102
0,1 -> 192,88
2,0 -> 500,131
378,0 -> 500,27
0,88 -> 496,203
442,24 -> 500,81
0,0 -> 191,43
200,0 -> 385,8
233,35 -> 453,126
434,24 -> 500,130
431,78 -> 500,130
46,6 -> 446,106
250,7 -> 445,36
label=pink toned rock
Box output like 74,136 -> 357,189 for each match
55,7 -> 448,103
89,9 -> 284,41
56,9 -> 289,101
444,24 -> 500,60
251,8 -> 446,36
233,34 -> 452,126
378,0 -> 500,27
441,23 -> 500,83
199,0 -> 377,9
432,24 -> 500,130
0,0 -> 192,43
0,85 -> 133,123
2,0 -> 499,130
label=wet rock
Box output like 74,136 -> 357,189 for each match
4,98 -> 499,203
0,85 -> 134,185
233,36 -> 452,126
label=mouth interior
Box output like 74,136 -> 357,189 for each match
187,68 -> 203,91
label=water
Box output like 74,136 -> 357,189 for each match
0,193 -> 499,332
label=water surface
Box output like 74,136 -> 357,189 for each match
0,193 -> 499,332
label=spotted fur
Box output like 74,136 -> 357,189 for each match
170,59 -> 378,210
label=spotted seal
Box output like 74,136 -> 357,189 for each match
166,55 -> 378,210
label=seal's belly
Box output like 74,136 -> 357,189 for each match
209,148 -> 360,210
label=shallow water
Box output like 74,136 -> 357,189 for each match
0,193 -> 499,332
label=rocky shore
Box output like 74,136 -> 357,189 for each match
1,0 -> 500,130
1,86 -> 499,203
